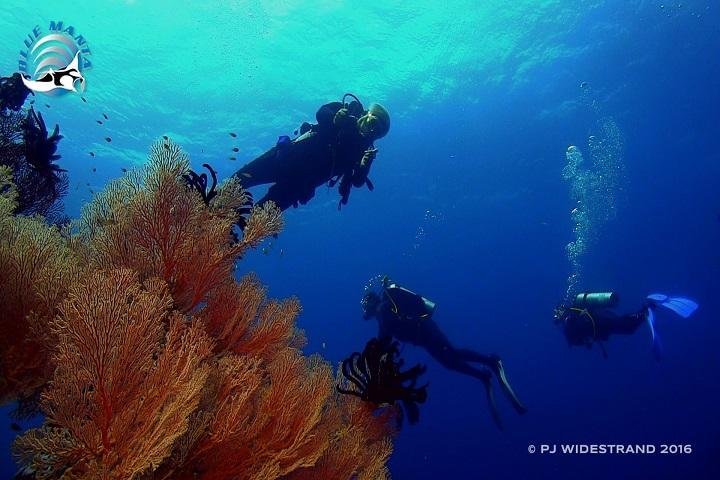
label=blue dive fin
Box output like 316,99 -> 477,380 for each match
646,308 -> 663,361
646,294 -> 698,319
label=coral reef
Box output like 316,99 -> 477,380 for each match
2,139 -> 396,479
0,165 -> 78,407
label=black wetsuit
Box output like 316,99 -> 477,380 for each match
376,293 -> 499,383
232,101 -> 375,211
371,284 -> 527,428
561,306 -> 647,347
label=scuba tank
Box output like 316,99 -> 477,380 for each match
420,296 -> 436,315
574,292 -> 619,309
294,93 -> 364,137
384,281 -> 436,320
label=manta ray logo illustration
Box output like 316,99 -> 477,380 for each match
18,23 -> 92,96
21,52 -> 85,93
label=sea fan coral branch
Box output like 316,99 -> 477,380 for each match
15,270 -> 212,479
76,139 -> 282,313
0,185 -> 78,405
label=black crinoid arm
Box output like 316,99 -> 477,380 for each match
183,162 -> 254,236
337,337 -> 428,425
23,108 -> 64,176
183,163 -> 219,205
0,105 -> 67,222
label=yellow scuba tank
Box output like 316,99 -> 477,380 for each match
574,292 -> 618,309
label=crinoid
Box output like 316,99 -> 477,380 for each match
184,163 -> 219,205
22,107 -> 65,178
338,337 -> 428,425
184,162 -> 254,233
0,106 -> 67,220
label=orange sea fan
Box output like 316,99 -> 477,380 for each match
76,139 -> 282,313
8,137 -> 399,479
199,274 -> 266,354
169,349 -> 336,480
199,274 -> 305,359
0,169 -> 79,406
287,379 -> 398,480
13,269 -> 213,479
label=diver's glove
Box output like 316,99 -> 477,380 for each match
333,107 -> 349,125
334,107 -> 360,131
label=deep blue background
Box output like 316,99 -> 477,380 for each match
2,1 -> 719,478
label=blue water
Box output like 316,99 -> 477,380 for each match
1,1 -> 719,478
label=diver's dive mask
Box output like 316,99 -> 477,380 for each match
357,112 -> 380,137
357,103 -> 390,139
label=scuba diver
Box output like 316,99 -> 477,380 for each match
231,94 -> 389,212
554,292 -> 699,360
361,276 -> 527,430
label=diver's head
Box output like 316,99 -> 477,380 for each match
361,291 -> 382,320
357,103 -> 390,140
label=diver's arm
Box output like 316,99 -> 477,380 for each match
351,147 -> 377,187
316,101 -> 361,140
335,150 -> 375,207
315,102 -> 344,129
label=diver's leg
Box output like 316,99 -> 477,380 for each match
606,310 -> 647,336
419,326 -> 492,384
454,349 -> 496,365
426,344 -> 503,428
484,377 -> 503,430
431,350 -> 490,380
232,146 -> 283,189
454,349 -> 526,414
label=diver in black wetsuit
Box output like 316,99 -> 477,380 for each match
555,297 -> 646,349
232,94 -> 389,211
361,277 -> 527,429
555,292 -> 699,360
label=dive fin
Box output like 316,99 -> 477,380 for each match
493,359 -> 527,414
646,308 -> 663,361
401,399 -> 420,425
482,377 -> 503,430
647,294 -> 698,318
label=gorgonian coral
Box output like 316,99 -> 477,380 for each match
6,139 -> 396,479
0,167 -> 78,408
